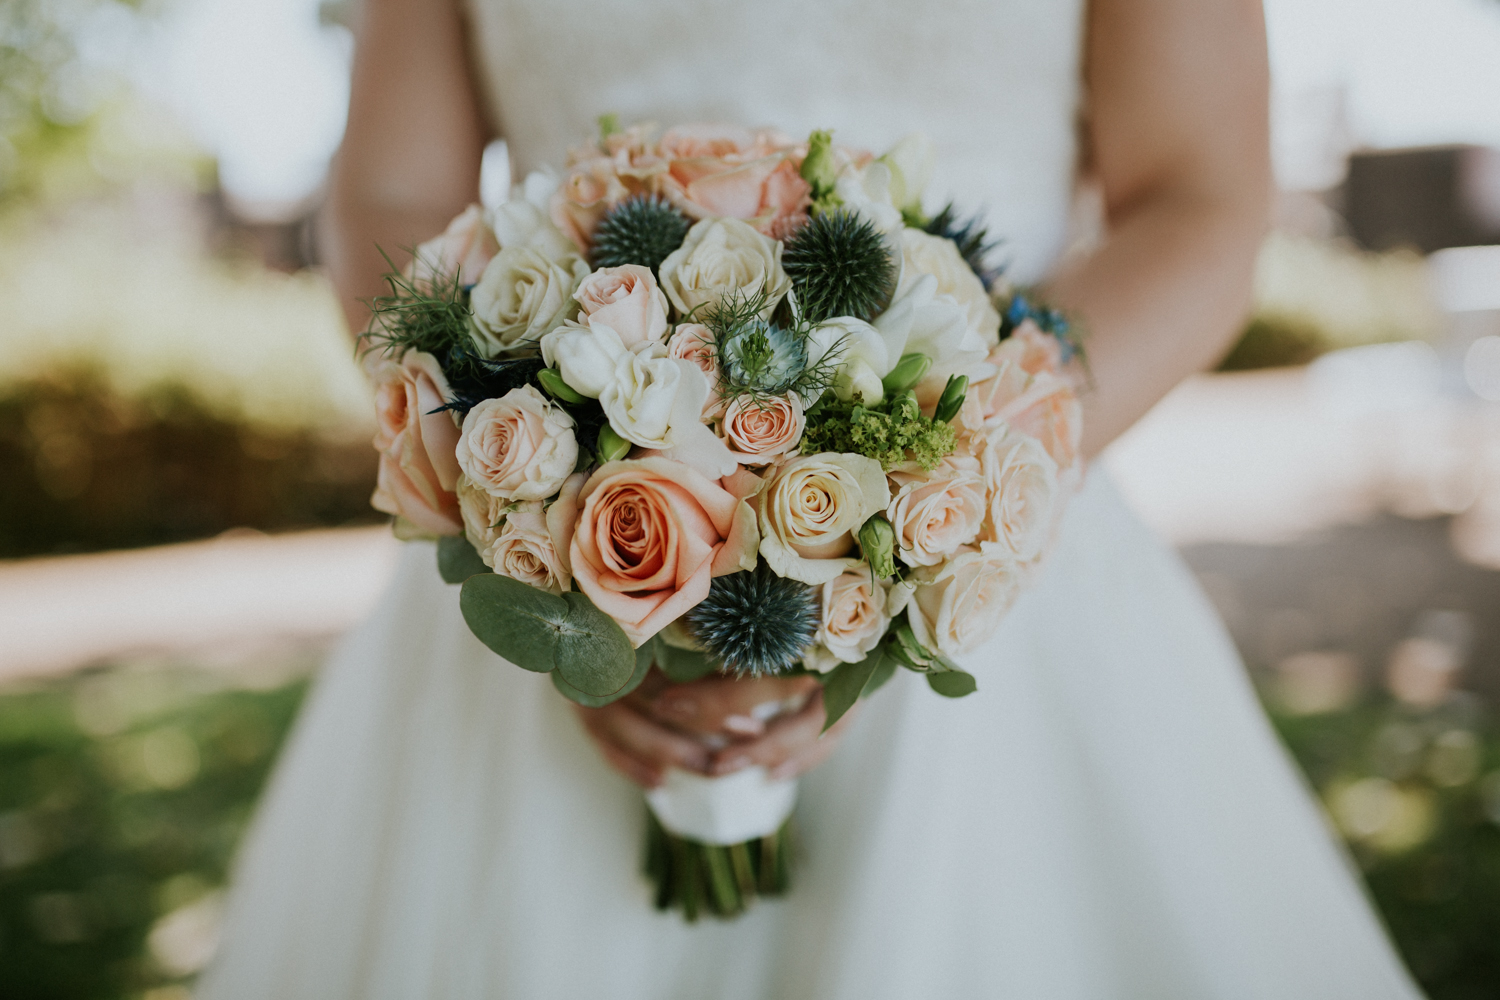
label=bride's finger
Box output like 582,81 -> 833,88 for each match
637,673 -> 821,736
707,690 -> 843,778
574,702 -> 713,780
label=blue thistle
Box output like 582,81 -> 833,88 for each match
685,561 -> 819,676
591,195 -> 691,275
781,210 -> 896,323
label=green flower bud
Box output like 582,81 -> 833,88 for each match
596,423 -> 632,464
537,367 -> 586,405
933,374 -> 968,423
893,389 -> 921,423
858,514 -> 896,579
801,129 -> 839,201
881,352 -> 932,396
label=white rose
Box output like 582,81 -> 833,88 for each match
886,456 -> 988,567
488,197 -> 580,260
455,385 -> 578,502
810,567 -> 892,669
896,228 -> 1001,348
873,272 -> 988,381
757,452 -> 891,585
979,425 -> 1059,562
658,217 -> 791,319
469,245 -> 590,356
904,543 -> 1023,657
807,316 -> 889,403
880,134 -> 935,217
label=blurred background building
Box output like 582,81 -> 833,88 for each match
2,0 -> 1500,997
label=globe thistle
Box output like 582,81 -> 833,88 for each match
590,195 -> 691,274
781,210 -> 896,323
685,561 -> 819,676
924,203 -> 1003,291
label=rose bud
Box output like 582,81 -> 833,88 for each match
537,367 -> 586,404
596,423 -> 632,463
881,352 -> 932,395
858,513 -> 897,579
801,129 -> 839,198
933,374 -> 969,423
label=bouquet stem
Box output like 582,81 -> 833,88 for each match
644,810 -> 793,920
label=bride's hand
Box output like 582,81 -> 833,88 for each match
570,671 -> 854,788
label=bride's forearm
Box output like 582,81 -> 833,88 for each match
1044,187 -> 1268,458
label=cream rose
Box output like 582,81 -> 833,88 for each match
757,453 -> 891,585
978,426 -> 1059,562
805,568 -> 892,672
459,473 -> 585,595
550,156 -> 635,251
719,393 -> 804,465
966,323 -> 1082,471
369,351 -> 463,536
409,204 -> 498,287
573,265 -> 669,348
658,217 -> 791,319
455,385 -> 578,502
902,544 -> 1023,657
570,457 -> 759,645
469,245 -> 590,356
886,456 -> 987,567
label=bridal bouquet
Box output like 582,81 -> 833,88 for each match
361,120 -> 1083,919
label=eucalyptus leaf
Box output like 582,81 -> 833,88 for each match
820,649 -> 882,733
657,644 -> 721,684
926,668 -> 977,698
437,535 -> 491,584
459,575 -> 636,697
552,641 -> 653,707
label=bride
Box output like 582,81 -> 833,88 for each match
199,0 -> 1426,997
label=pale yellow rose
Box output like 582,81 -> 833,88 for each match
469,246 -> 590,356
757,453 -> 891,585
658,217 -> 790,320
978,426 -> 1059,562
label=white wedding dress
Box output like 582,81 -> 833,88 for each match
198,1 -> 1426,997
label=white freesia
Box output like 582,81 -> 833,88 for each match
873,272 -> 980,377
978,425 -> 1059,562
489,197 -> 580,260
807,316 -> 889,403
832,157 -> 904,235
658,217 -> 791,319
880,134 -> 936,216
757,452 -> 891,585
898,228 -> 1001,347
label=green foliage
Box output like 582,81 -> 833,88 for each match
459,574 -> 637,699
819,646 -> 890,732
636,635 -> 722,684
801,392 -> 957,471
781,210 -> 896,323
590,195 -> 691,274
552,641 -> 654,707
926,667 -> 978,698
924,202 -> 1003,290
644,811 -> 792,921
685,561 -> 819,676
437,535 -> 491,584
933,374 -> 969,423
880,352 -> 931,395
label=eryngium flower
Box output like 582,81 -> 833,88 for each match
781,209 -> 896,323
591,195 -> 692,275
685,561 -> 819,675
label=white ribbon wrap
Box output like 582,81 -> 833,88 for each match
645,767 -> 798,845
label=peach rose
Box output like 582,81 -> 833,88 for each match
805,568 -> 892,672
656,153 -> 810,237
370,351 -> 463,536
886,456 -> 987,567
899,544 -> 1023,657
569,457 -> 759,646
668,323 -> 719,385
719,393 -> 804,465
550,157 -> 638,251
757,453 -> 891,585
979,426 -> 1060,562
459,473 -> 585,595
409,204 -> 497,287
573,265 -> 669,348
455,385 -> 578,502
954,321 -> 1082,470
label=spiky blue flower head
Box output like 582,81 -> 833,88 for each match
685,561 -> 819,676
720,319 -> 807,396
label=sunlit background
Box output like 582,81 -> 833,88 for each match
2,0 -> 1500,996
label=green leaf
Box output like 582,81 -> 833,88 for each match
862,650 -> 899,697
437,535 -> 491,584
926,668 -> 977,698
820,648 -> 882,733
459,575 -> 636,696
656,643 -> 721,683
552,639 -> 653,706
